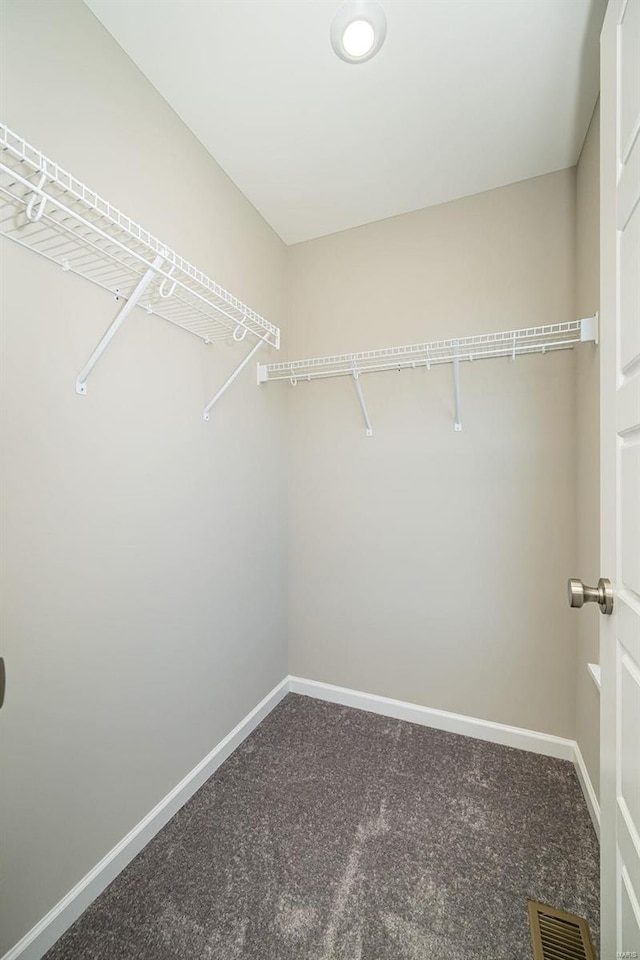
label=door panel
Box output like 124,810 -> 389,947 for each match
601,0 -> 640,955
619,201 -> 639,371
621,866 -> 640,952
620,651 -> 640,830
617,133 -> 640,235
621,444 -> 640,592
620,0 -> 639,156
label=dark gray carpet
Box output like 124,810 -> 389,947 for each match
44,693 -> 600,960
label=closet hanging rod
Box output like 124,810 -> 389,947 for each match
0,123 -> 280,350
257,318 -> 597,384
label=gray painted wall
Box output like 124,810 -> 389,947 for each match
286,169 -> 579,739
0,1 -> 287,952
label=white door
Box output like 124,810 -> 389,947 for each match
600,0 -> 640,956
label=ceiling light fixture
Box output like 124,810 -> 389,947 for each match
330,0 -> 387,64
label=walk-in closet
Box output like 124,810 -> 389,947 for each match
1,1 -> 639,958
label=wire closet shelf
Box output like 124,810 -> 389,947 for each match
258,317 -> 598,435
0,124 -> 280,352
258,319 -> 596,384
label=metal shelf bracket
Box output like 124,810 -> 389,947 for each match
352,369 -> 373,437
203,336 -> 267,421
453,340 -> 462,431
580,314 -> 599,344
75,255 -> 165,395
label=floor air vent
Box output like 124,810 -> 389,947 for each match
528,901 -> 596,960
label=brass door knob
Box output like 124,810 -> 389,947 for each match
568,577 -> 614,615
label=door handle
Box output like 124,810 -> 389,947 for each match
568,578 -> 614,615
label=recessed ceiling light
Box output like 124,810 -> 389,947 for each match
342,20 -> 375,58
330,1 -> 387,64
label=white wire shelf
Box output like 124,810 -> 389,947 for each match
258,320 -> 595,383
0,123 -> 280,350
258,317 -> 598,435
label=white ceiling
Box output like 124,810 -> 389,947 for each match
85,0 -> 605,245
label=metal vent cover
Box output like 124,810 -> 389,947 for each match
528,900 -> 596,960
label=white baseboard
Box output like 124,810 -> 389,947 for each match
573,743 -> 601,840
289,676 -> 576,760
3,677 -> 289,960
290,676 -> 600,841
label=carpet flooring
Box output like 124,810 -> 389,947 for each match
44,694 -> 600,960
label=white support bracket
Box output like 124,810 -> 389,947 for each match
75,255 -> 164,395
203,336 -> 266,421
352,369 -> 373,437
580,313 -> 599,344
452,340 -> 462,431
